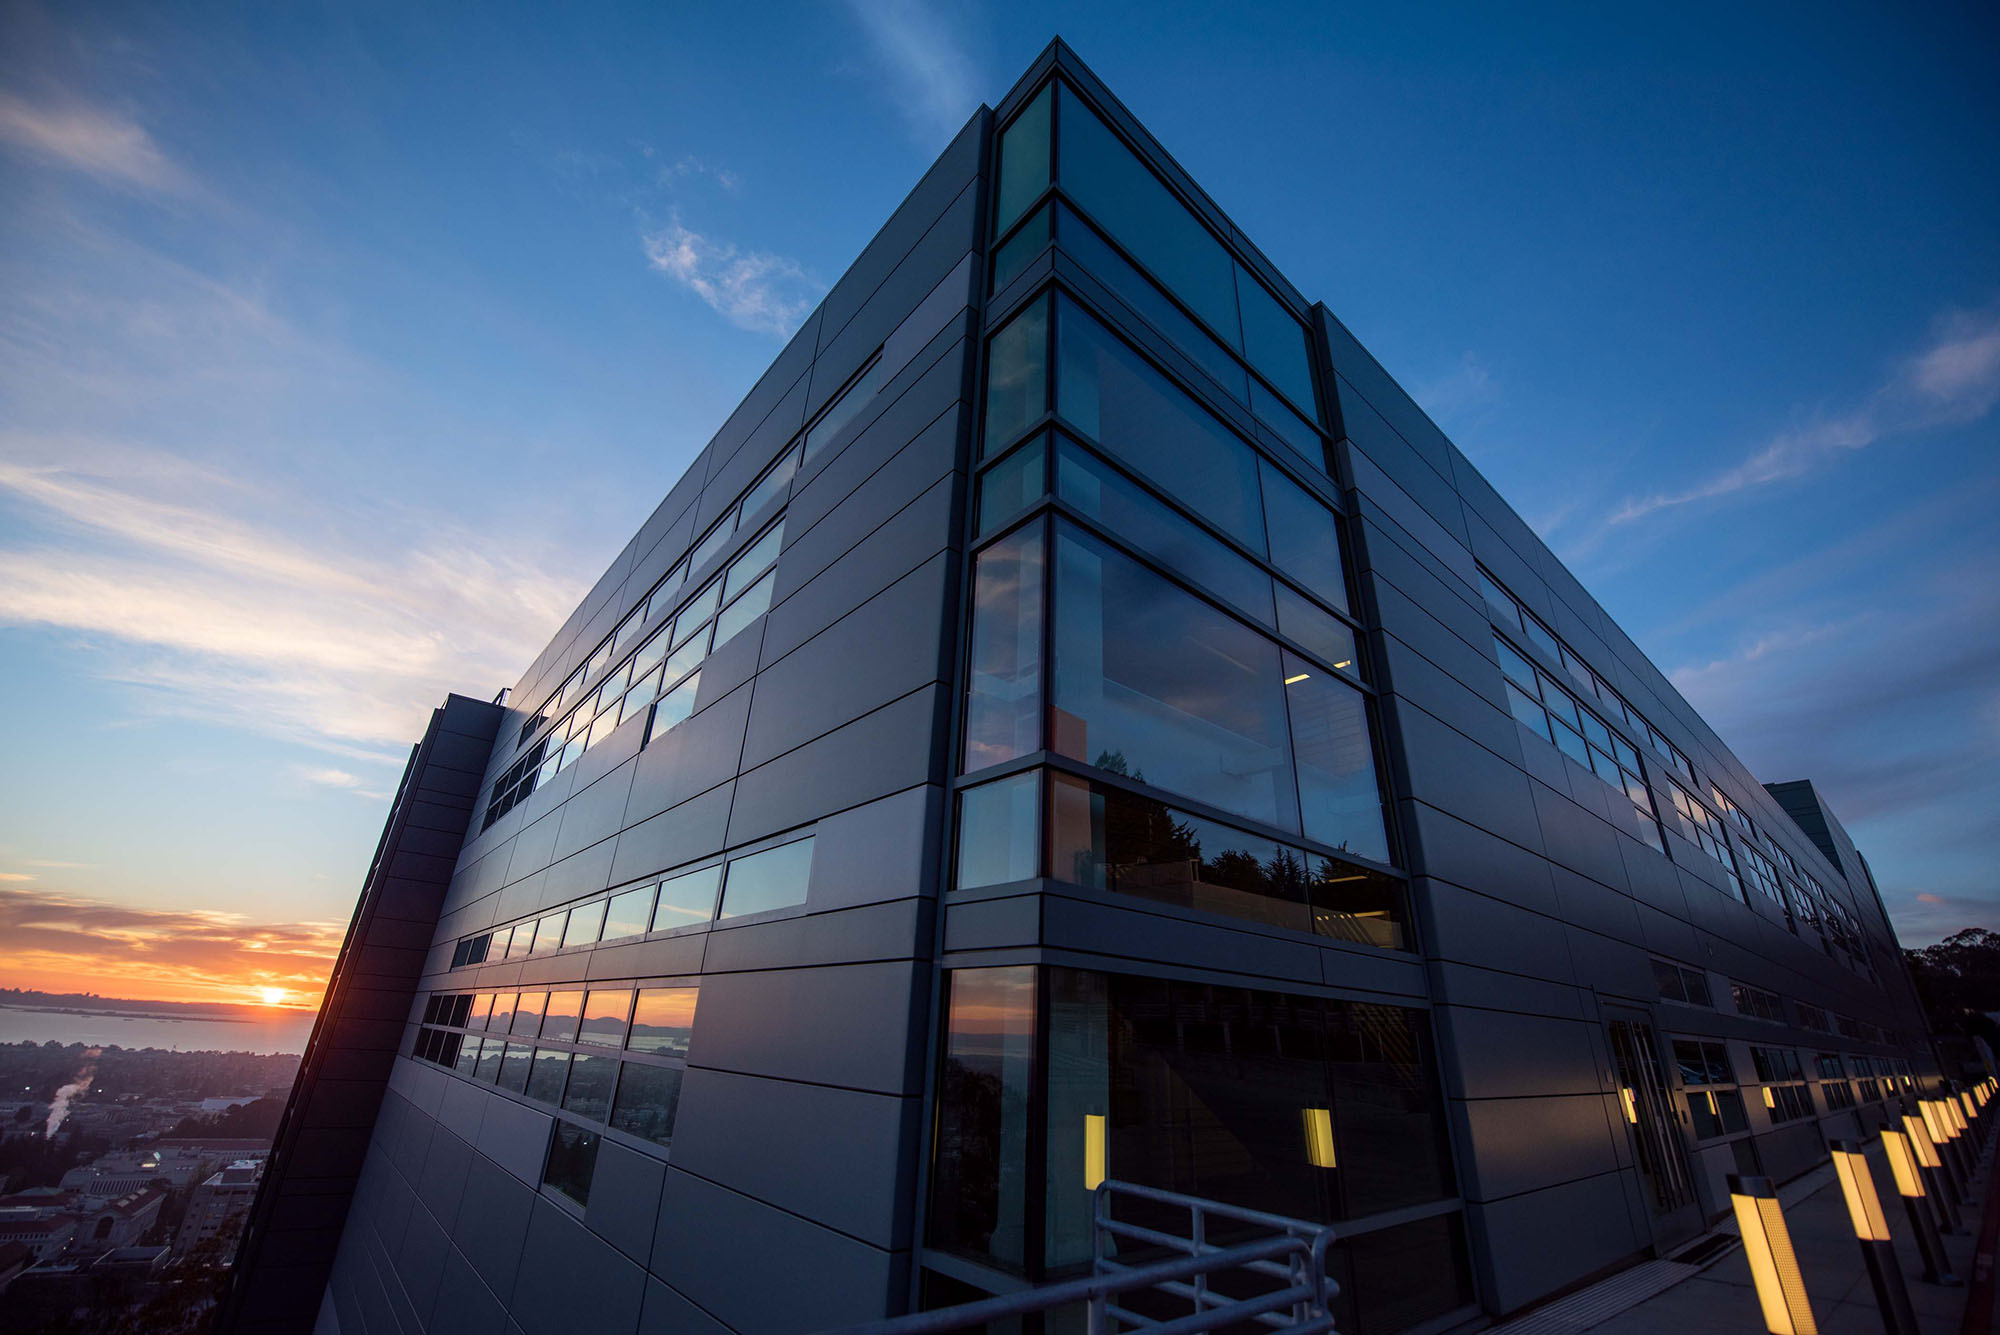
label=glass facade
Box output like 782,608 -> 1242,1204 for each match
927,965 -> 1467,1329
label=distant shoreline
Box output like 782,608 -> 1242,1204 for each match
0,1003 -> 263,1025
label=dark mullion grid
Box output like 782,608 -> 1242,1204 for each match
1041,73 -> 1325,433
958,747 -> 1408,889
507,418 -> 811,771
976,425 -> 1367,664
951,495 -> 1403,880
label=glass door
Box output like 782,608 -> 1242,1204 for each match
1605,1009 -> 1702,1251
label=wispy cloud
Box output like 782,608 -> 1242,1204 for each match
0,883 -> 344,1005
840,0 -> 979,147
1612,309 -> 2000,524
641,213 -> 821,336
0,90 -> 193,195
0,442 -> 582,759
0,874 -> 35,883
293,765 -> 389,800
1410,351 -> 1497,428
664,154 -> 740,192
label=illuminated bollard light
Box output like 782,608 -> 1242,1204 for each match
1729,1174 -> 1818,1335
1938,1096 -> 1976,1182
1903,1113 -> 1965,1235
1830,1140 -> 1919,1335
1882,1129 -> 1960,1285
1921,1099 -> 1969,1196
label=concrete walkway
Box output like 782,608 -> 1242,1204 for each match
1494,1129 -> 1996,1335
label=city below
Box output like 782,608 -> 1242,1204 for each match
0,997 -> 301,1332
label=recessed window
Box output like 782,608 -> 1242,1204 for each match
601,885 -> 655,942
561,1052 -> 616,1121
525,1048 -> 569,1104
543,1121 -> 599,1206
628,987 -> 699,1056
717,837 -> 815,919
956,771 -> 1040,890
609,1063 -> 684,1147
651,866 -> 721,932
498,1042 -> 533,1094
562,900 -> 606,949
510,991 -> 547,1036
963,523 -> 1044,771
578,990 -> 633,1047
539,991 -> 582,1043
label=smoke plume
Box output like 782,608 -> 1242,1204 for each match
45,1047 -> 101,1137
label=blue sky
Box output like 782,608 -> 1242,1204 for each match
0,1 -> 1994,1000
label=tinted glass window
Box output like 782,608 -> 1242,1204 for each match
498,1042 -> 533,1094
803,356 -> 885,461
956,771 -> 1041,890
1040,968 -> 1452,1273
928,966 -> 1037,1269
1056,438 -> 1273,623
526,1047 -> 569,1104
993,82 -> 1052,233
713,569 -> 774,646
1057,84 -> 1238,340
1283,652 -> 1390,864
1259,461 -> 1347,613
1057,203 -> 1249,401
539,991 -> 583,1043
1056,298 -> 1264,550
610,1062 -> 684,1146
474,1039 -> 504,1083
628,987 -> 699,1056
983,297 -> 1048,454
652,865 -> 721,931
579,990 -> 633,1047
740,444 -> 799,520
1047,773 -> 1405,950
962,522 -> 1044,771
510,991 -> 547,1037
1053,526 -> 1295,831
562,899 -> 606,949
647,671 -> 699,740
543,1121 -> 599,1206
725,523 -> 784,600
562,1053 -> 616,1121
1274,584 -> 1358,677
1235,264 -> 1316,413
977,435 -> 1045,538
718,837 -> 814,919
602,885 -> 655,941
991,201 -> 1050,293
533,911 -> 568,954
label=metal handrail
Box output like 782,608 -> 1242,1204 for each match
821,1180 -> 1339,1335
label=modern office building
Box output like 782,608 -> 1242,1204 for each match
220,40 -> 1938,1335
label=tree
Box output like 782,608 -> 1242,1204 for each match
1904,928 -> 2000,1049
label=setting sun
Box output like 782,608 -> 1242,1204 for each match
260,987 -> 287,1006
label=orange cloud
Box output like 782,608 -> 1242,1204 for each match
0,884 -> 345,1008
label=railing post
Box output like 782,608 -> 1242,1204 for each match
1190,1199 -> 1207,1317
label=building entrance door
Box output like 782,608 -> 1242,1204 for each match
1604,1010 -> 1703,1251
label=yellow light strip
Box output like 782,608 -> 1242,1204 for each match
1302,1107 -> 1337,1168
1832,1147 -> 1890,1241
1904,1114 -> 1942,1169
1083,1113 -> 1107,1190
1882,1129 -> 1925,1198
1732,1188 -> 1818,1335
1619,1087 -> 1638,1124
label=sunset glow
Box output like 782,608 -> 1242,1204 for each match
0,884 -> 338,1009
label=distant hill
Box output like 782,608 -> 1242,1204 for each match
0,988 -> 308,1021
